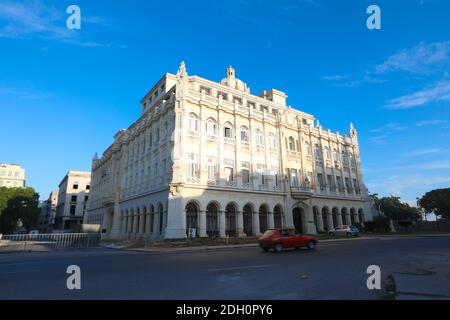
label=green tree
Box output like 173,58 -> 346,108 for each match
419,188 -> 450,220
378,196 -> 421,222
0,187 -> 40,234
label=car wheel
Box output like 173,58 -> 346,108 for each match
262,247 -> 269,253
275,244 -> 284,252
329,232 -> 334,236
346,232 -> 352,237
307,241 -> 316,250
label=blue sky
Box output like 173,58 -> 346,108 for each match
0,0 -> 449,205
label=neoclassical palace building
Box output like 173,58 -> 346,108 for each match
86,62 -> 372,240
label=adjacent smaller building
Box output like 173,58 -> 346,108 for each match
0,163 -> 26,188
37,190 -> 59,233
54,171 -> 91,232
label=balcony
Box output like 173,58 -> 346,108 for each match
290,186 -> 313,199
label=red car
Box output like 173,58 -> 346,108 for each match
259,228 -> 318,252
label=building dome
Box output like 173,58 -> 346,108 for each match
220,66 -> 250,93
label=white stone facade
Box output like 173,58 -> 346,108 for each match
0,163 -> 26,188
87,63 -> 372,240
37,190 -> 59,233
55,171 -> 91,232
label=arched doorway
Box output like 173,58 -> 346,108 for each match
225,203 -> 237,237
274,205 -> 283,228
149,205 -> 155,235
293,208 -> 303,234
321,208 -> 329,231
259,205 -> 269,234
158,204 -> 164,234
243,204 -> 253,236
332,207 -> 340,228
185,202 -> 199,237
206,202 -> 219,237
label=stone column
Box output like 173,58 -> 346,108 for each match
346,213 -> 351,226
134,215 -> 139,234
253,212 -> 261,236
129,216 -> 134,235
354,213 -> 360,224
268,211 -> 275,229
337,213 -> 343,227
153,213 -> 161,240
327,213 -> 334,230
219,210 -> 226,238
145,213 -> 152,236
305,206 -> 318,234
199,210 -> 207,238
122,215 -> 127,235
316,213 -> 324,232
236,211 -> 244,237
139,214 -> 145,234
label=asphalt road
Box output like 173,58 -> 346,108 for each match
1,236 -> 449,300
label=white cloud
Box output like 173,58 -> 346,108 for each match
402,148 -> 443,157
375,41 -> 450,75
368,135 -> 388,146
370,122 -> 407,133
367,174 -> 450,196
322,74 -> 351,81
385,81 -> 450,109
416,119 -> 448,127
0,0 -> 118,47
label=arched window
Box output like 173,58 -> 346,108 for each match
224,122 -> 233,138
189,113 -> 199,132
289,137 -> 296,151
240,126 -> 249,142
256,129 -> 264,146
269,133 -> 277,149
206,118 -> 217,136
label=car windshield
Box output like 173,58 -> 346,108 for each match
262,230 -> 276,237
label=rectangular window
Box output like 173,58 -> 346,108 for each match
317,173 -> 324,189
242,169 -> 250,184
336,176 -> 343,191
71,195 -> 77,202
224,167 -> 234,182
353,179 -> 359,194
85,196 -> 89,202
207,157 -> 217,180
187,153 -> 199,178
327,175 -> 335,191
224,127 -> 232,138
86,185 -> 90,190
73,184 -> 78,190
70,205 -> 76,215
290,169 -> 298,186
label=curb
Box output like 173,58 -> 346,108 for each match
124,236 -> 381,253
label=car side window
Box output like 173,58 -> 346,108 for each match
281,230 -> 289,237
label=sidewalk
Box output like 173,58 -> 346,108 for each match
115,236 -> 381,253
108,233 -> 450,253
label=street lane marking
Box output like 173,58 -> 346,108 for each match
0,269 -> 45,275
208,264 -> 279,272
